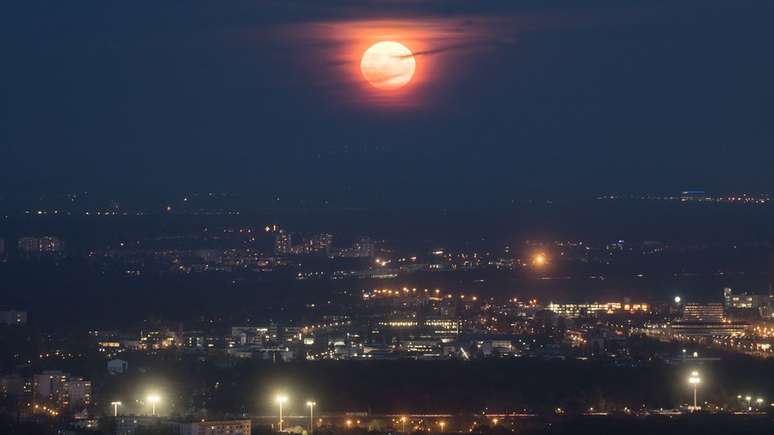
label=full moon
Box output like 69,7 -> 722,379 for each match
360,41 -> 416,90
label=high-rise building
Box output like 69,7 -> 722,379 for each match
33,370 -> 68,403
33,370 -> 91,409
274,230 -> 292,256
62,377 -> 91,408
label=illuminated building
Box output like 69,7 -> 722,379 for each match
231,325 -> 277,345
682,303 -> 725,322
33,370 -> 91,409
139,329 -> 178,349
274,230 -> 292,255
546,302 -> 649,318
376,320 -> 418,328
353,237 -> 375,258
669,321 -> 748,337
18,236 -> 64,255
481,340 -> 514,357
424,318 -> 460,336
62,377 -> 91,408
33,371 -> 67,403
669,302 -> 749,336
310,233 -> 334,254
180,419 -> 251,435
680,190 -> 707,201
117,417 -> 176,435
400,339 -> 442,358
0,310 -> 27,326
723,287 -> 771,311
182,331 -> 206,349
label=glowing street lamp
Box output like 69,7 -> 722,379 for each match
306,401 -> 316,435
275,395 -> 288,432
532,253 -> 547,267
438,421 -> 446,432
400,416 -> 407,433
110,401 -> 122,417
146,394 -> 160,416
745,395 -> 752,411
687,371 -> 701,410
674,296 -> 682,305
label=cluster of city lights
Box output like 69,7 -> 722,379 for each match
736,394 -> 768,411
274,394 -> 317,433
105,393 -> 161,417
362,288 -> 478,302
31,403 -> 59,416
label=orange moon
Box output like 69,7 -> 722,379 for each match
360,41 -> 416,90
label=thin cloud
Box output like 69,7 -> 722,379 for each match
397,38 -> 519,58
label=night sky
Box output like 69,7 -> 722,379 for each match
3,0 -> 773,207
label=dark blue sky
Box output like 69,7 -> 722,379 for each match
2,0 -> 773,207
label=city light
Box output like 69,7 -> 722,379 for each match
307,401 -> 317,435
146,394 -> 160,416
275,394 -> 288,431
110,401 -> 122,417
687,371 -> 701,410
674,296 -> 682,304
532,253 -> 547,267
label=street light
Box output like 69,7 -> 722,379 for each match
438,421 -> 446,432
275,395 -> 288,432
687,371 -> 701,410
306,401 -> 316,435
745,395 -> 752,411
110,401 -> 122,417
146,394 -> 160,416
400,416 -> 407,433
